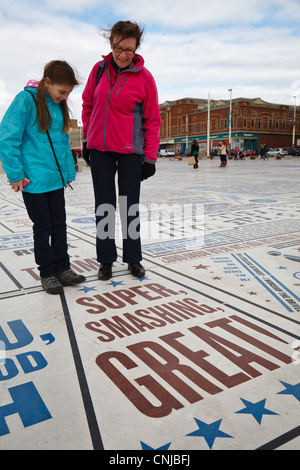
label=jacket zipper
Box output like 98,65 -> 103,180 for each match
103,70 -> 130,151
103,89 -> 111,152
115,77 -> 128,98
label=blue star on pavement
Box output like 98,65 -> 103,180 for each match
186,418 -> 233,449
235,398 -> 279,424
277,381 -> 300,402
106,280 -> 125,287
136,275 -> 150,282
77,285 -> 97,293
140,441 -> 171,450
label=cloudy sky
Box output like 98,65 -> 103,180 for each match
1,0 -> 300,122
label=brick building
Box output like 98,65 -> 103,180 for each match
68,120 -> 82,152
159,97 -> 300,156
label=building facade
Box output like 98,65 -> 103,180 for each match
68,120 -> 82,152
159,97 -> 300,155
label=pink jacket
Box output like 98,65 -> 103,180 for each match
82,53 -> 161,162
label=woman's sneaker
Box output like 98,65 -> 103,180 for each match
41,276 -> 63,295
56,269 -> 86,286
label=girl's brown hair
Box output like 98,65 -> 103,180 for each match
103,21 -> 144,49
35,60 -> 79,133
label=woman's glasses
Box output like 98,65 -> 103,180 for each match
113,46 -> 135,56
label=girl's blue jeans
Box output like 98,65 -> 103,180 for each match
23,188 -> 70,278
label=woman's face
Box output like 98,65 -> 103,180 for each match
111,36 -> 137,69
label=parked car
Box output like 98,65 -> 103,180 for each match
242,149 -> 256,157
209,148 -> 219,157
266,148 -> 288,157
160,149 -> 175,157
283,147 -> 300,156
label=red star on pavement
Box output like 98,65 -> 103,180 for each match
193,264 -> 209,270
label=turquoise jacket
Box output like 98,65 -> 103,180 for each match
0,84 -> 76,193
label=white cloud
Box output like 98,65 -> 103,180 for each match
116,0 -> 300,29
0,4 -> 106,118
44,0 -> 105,13
142,26 -> 300,106
0,0 -> 300,123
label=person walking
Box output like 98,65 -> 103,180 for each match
82,21 -> 161,281
191,139 -> 199,168
219,140 -> 228,167
0,60 -> 86,294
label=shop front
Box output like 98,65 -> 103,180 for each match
174,132 -> 258,156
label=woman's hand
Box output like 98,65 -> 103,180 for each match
82,141 -> 90,165
141,162 -> 156,181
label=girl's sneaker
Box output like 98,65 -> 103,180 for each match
56,269 -> 86,286
41,276 -> 63,295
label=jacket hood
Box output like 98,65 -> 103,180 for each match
24,80 -> 39,89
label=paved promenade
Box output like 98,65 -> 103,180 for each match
0,156 -> 299,451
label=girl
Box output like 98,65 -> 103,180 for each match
0,60 -> 86,294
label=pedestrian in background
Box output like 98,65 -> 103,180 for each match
219,140 -> 228,167
82,20 -> 161,281
0,60 -> 86,294
191,139 -> 199,168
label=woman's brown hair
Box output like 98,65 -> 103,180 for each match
35,60 -> 79,133
103,21 -> 144,49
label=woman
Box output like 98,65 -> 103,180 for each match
0,60 -> 86,294
82,21 -> 161,281
191,139 -> 199,168
219,140 -> 228,167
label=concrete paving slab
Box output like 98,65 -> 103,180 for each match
0,157 -> 300,451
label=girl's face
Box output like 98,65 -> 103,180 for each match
44,78 -> 74,104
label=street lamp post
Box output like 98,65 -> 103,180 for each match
185,114 -> 188,155
78,121 -> 82,152
207,93 -> 210,156
228,88 -> 232,154
292,96 -> 296,147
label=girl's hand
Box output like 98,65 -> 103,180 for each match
10,178 -> 30,192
